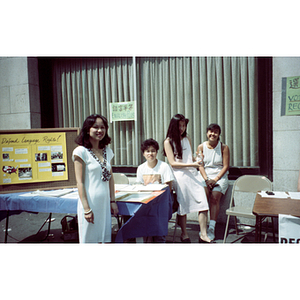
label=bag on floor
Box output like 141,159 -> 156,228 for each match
61,215 -> 79,241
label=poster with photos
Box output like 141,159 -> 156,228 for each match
1,132 -> 68,185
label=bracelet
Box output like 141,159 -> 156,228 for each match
205,178 -> 210,183
84,208 -> 92,215
110,200 -> 116,203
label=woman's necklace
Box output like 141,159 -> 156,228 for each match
88,147 -> 111,182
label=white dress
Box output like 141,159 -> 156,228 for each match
171,137 -> 208,215
199,141 -> 229,195
72,146 -> 114,243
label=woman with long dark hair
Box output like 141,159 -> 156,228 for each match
164,114 -> 211,243
72,114 -> 118,243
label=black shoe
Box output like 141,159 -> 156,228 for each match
180,237 -> 191,243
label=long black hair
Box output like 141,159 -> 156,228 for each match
163,114 -> 189,159
75,114 -> 111,149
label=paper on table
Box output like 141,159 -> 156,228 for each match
115,184 -> 167,192
115,184 -> 131,191
136,184 -> 167,191
116,192 -> 154,203
20,188 -> 75,198
287,192 -> 300,200
60,190 -> 79,199
259,191 -> 289,198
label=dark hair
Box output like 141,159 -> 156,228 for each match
141,138 -> 159,153
207,123 -> 221,140
75,114 -> 111,149
163,114 -> 189,159
206,123 -> 221,134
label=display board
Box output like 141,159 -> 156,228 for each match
0,128 -> 80,193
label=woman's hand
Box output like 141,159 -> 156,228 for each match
85,211 -> 94,224
111,202 -> 119,216
206,179 -> 217,190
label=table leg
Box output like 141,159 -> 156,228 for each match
5,210 -> 9,243
36,213 -> 53,241
255,216 -> 262,243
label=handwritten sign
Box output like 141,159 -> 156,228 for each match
110,101 -> 136,122
281,76 -> 300,116
1,132 -> 68,185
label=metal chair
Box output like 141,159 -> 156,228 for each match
223,175 -> 273,243
113,173 -> 129,229
113,173 -> 129,184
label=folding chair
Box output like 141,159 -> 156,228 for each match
113,173 -> 130,229
223,175 -> 274,243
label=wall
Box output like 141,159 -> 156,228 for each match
273,57 -> 300,192
0,57 -> 41,130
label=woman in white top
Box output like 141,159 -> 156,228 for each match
72,114 -> 118,243
164,114 -> 211,243
197,124 -> 230,241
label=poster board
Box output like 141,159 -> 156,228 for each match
281,76 -> 300,116
0,128 -> 80,194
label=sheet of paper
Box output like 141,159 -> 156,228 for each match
136,184 -> 167,191
116,192 -> 154,203
60,190 -> 79,199
287,192 -> 300,200
259,191 -> 289,198
20,188 -> 75,197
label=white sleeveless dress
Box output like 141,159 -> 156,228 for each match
72,146 -> 113,243
171,137 -> 208,215
200,141 -> 228,195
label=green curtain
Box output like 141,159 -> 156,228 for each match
52,56 -> 258,167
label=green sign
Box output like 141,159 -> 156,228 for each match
110,101 -> 136,122
281,76 -> 300,116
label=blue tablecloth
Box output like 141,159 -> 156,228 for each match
0,192 -> 78,214
115,188 -> 173,242
0,187 -> 173,243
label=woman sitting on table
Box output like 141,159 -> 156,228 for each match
72,114 -> 118,243
197,123 -> 230,241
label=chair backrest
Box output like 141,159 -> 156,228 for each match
234,175 -> 272,193
113,173 -> 129,184
229,175 -> 272,208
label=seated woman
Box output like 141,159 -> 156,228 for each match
197,123 -> 230,241
136,138 -> 175,242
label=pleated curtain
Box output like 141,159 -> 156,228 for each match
52,56 -> 258,167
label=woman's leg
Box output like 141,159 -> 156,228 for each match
207,191 -> 223,240
209,191 -> 223,221
177,214 -> 189,239
199,210 -> 211,242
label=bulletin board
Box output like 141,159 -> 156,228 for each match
0,128 -> 80,194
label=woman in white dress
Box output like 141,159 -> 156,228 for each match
197,124 -> 230,241
72,114 -> 118,243
164,114 -> 211,243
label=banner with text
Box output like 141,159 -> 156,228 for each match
281,76 -> 300,116
279,214 -> 300,244
110,101 -> 136,122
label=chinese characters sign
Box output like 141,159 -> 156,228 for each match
281,76 -> 300,116
110,101 -> 136,122
1,132 -> 68,185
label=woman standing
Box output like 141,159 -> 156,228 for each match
164,114 -> 211,243
197,123 -> 230,241
72,114 -> 118,243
